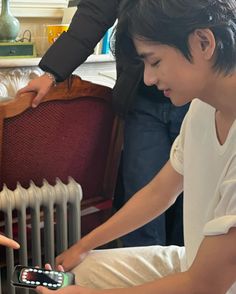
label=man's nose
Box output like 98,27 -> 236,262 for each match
143,66 -> 158,86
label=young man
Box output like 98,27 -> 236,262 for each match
18,0 -> 188,247
37,0 -> 236,293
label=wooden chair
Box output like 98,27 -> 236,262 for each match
0,75 -> 123,237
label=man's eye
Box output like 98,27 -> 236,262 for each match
151,60 -> 160,67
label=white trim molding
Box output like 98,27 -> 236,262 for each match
3,1 -> 69,18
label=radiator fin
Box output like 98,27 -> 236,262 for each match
0,177 -> 82,294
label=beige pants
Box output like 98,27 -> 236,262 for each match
72,245 -> 185,289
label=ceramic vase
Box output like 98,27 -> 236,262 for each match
0,0 -> 20,42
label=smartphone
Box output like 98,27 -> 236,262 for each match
11,265 -> 75,290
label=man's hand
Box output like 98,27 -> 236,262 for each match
0,234 -> 20,249
17,74 -> 54,108
36,285 -> 94,294
36,265 -> 96,294
56,241 -> 90,271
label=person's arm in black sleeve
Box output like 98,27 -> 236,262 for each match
39,0 -> 119,82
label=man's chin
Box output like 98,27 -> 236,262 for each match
169,97 -> 191,107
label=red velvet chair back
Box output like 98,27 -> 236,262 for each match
0,75 -> 123,235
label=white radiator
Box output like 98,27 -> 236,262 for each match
0,177 -> 82,294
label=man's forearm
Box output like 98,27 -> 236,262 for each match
40,0 -> 119,81
78,192 -> 166,250
79,163 -> 182,251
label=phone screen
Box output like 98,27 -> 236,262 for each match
19,268 -> 64,289
12,266 -> 75,290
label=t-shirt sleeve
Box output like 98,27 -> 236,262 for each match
204,156 -> 236,235
170,110 -> 189,175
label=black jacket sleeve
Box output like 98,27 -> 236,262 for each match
39,0 -> 119,81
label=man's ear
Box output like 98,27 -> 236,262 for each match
193,29 -> 216,60
189,29 -> 216,60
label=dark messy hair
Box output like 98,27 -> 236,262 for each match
114,0 -> 236,75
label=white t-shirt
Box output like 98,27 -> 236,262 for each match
170,99 -> 236,293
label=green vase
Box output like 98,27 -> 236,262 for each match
0,0 -> 20,42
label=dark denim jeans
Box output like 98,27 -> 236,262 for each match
118,94 -> 189,247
